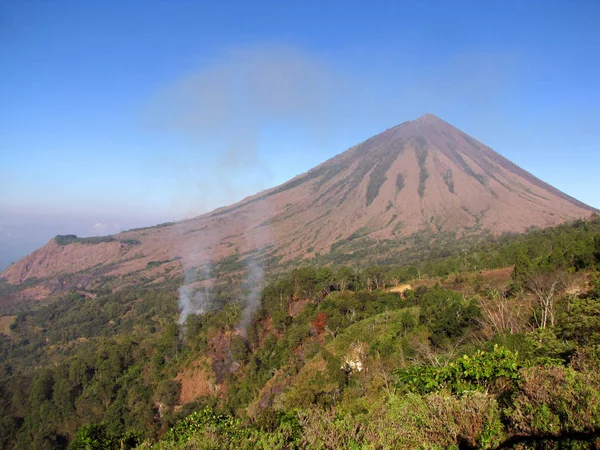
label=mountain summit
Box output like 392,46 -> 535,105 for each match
1,114 -> 596,292
207,112 -> 594,255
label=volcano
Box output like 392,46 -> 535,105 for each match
1,114 -> 596,294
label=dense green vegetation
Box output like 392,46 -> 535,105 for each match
53,235 -> 142,247
123,222 -> 175,233
54,235 -> 118,246
1,216 -> 600,449
319,215 -> 600,275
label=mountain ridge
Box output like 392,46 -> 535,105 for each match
1,114 -> 596,297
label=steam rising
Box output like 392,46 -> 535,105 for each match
178,263 -> 212,325
149,44 -> 521,334
237,191 -> 272,335
152,45 -> 338,333
239,255 -> 263,336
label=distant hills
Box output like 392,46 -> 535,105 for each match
1,114 -> 596,300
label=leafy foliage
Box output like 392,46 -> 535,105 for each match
55,235 -> 117,246
395,345 -> 522,395
2,217 -> 600,448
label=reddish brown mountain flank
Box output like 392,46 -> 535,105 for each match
2,114 -> 596,294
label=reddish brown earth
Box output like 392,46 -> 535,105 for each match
175,359 -> 217,404
1,114 -> 596,297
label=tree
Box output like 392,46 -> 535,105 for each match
230,335 -> 250,363
53,372 -> 76,418
291,266 -> 317,298
419,287 -> 481,347
69,424 -> 113,450
154,380 -> 181,408
364,266 -> 387,291
511,251 -> 533,289
478,288 -> 524,335
29,368 -> 54,405
156,323 -> 180,360
315,267 -> 335,295
336,266 -> 357,291
527,272 -> 565,329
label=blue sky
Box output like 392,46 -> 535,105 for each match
1,0 -> 599,269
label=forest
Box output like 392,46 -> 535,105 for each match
0,216 -> 599,449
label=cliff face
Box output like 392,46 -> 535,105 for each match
2,114 -> 595,293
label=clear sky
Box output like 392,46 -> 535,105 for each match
1,0 -> 599,269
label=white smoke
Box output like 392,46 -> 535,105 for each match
236,182 -> 273,336
177,263 -> 212,325
148,44 -> 342,332
239,254 -> 263,336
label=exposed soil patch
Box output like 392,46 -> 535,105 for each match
207,329 -> 236,383
0,315 -> 16,335
289,297 -> 311,317
176,359 -> 217,404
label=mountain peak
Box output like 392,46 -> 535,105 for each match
413,112 -> 447,125
2,115 -> 596,289
416,113 -> 441,121
382,113 -> 451,140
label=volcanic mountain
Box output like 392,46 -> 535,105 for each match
1,114 -> 596,298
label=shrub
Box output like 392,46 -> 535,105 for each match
68,424 -> 140,450
154,380 -> 181,408
297,393 -> 505,449
395,346 -> 522,396
418,287 -> 481,347
507,364 -> 600,444
230,336 -> 250,363
55,235 -> 117,246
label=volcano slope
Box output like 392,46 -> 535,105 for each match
1,114 -> 596,300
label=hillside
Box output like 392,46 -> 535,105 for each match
1,114 -> 596,297
1,216 -> 599,449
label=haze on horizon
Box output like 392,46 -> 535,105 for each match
1,0 -> 599,270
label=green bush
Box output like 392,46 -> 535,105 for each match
55,235 -> 117,246
413,286 -> 481,347
395,346 -> 522,395
507,364 -> 600,443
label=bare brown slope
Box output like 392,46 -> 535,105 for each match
1,114 -> 596,289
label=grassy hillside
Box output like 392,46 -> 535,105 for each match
0,216 -> 599,449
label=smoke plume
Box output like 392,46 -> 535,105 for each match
146,44 -> 349,332
239,255 -> 263,336
178,263 -> 212,325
